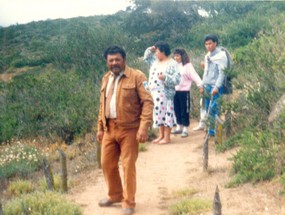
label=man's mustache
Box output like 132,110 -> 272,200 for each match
111,65 -> 121,70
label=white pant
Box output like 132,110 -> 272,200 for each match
199,98 -> 206,127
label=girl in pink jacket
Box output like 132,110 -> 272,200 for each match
172,48 -> 202,137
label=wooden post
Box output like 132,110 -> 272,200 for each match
92,130 -> 102,169
0,202 -> 4,215
213,185 -> 222,215
203,134 -> 209,172
225,108 -> 232,138
96,140 -> 102,169
216,124 -> 223,145
43,157 -> 54,191
58,149 -> 68,193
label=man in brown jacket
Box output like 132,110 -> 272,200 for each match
96,45 -> 154,215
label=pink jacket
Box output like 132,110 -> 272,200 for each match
175,62 -> 202,91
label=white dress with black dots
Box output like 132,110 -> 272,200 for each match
149,62 -> 177,128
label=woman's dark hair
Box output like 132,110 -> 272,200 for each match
154,41 -> 171,57
204,34 -> 219,45
173,48 -> 190,66
103,45 -> 126,60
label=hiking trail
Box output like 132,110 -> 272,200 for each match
68,121 -> 285,215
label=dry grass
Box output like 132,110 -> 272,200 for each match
168,187 -> 211,215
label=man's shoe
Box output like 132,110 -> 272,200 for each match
171,129 -> 182,134
98,198 -> 121,207
122,208 -> 135,215
192,125 -> 205,131
181,131 -> 188,138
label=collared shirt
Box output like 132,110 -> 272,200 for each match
106,71 -> 124,119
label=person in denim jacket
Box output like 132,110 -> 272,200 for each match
200,34 -> 227,136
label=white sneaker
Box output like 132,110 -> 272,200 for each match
181,131 -> 188,138
171,129 -> 182,134
192,125 -> 205,131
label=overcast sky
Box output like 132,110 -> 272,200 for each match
0,0 -> 131,27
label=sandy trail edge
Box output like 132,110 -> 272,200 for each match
68,121 -> 285,215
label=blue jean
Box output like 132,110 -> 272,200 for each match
204,85 -> 223,136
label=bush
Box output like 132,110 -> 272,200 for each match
7,180 -> 34,197
169,198 -> 211,215
228,130 -> 279,186
12,57 -> 50,68
216,130 -> 243,152
3,191 -> 82,215
0,143 -> 44,178
0,70 -> 99,143
218,16 -> 285,188
37,174 -> 73,192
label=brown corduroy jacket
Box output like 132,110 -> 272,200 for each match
97,66 -> 154,133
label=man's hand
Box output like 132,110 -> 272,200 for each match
200,87 -> 204,94
96,130 -> 104,143
212,87 -> 218,95
136,129 -> 148,143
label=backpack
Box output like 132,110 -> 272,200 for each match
221,47 -> 234,95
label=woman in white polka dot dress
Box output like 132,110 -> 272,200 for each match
144,41 -> 180,144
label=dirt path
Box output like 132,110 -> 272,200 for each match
69,121 -> 285,215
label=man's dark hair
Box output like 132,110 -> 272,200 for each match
103,45 -> 126,60
154,41 -> 171,57
204,34 -> 219,45
173,48 -> 190,66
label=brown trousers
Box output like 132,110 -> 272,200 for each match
101,119 -> 139,208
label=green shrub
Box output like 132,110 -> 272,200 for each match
12,57 -> 50,68
169,198 -> 211,215
37,174 -> 72,192
0,143 -> 43,178
216,131 -> 243,152
3,191 -> 82,215
228,131 -> 278,186
0,70 -> 98,143
7,180 -> 34,197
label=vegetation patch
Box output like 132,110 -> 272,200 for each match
169,198 -> 211,215
7,180 -> 34,197
0,143 -> 44,178
37,174 -> 74,192
171,188 -> 198,198
216,129 -> 243,152
279,174 -> 285,195
3,191 -> 82,215
139,143 -> 147,152
226,130 -> 282,187
168,187 -> 210,215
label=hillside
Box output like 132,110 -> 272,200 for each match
0,2 -> 285,212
